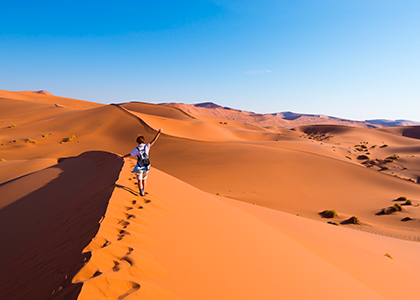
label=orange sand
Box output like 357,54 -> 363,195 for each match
1,90 -> 420,299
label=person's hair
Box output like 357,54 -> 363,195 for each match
136,135 -> 145,144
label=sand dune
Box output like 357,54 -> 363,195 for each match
72,161 -> 420,299
378,126 -> 420,140
1,90 -> 420,299
0,89 -> 102,109
0,151 -> 122,299
163,102 -> 381,128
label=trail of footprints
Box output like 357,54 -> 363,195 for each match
73,167 -> 156,299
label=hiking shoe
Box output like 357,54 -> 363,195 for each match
140,189 -> 145,197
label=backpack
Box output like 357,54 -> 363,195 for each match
136,144 -> 150,167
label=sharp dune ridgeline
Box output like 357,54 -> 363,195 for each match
1,89 -> 420,299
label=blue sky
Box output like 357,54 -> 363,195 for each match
1,0 -> 419,121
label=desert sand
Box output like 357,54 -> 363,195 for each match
1,90 -> 420,299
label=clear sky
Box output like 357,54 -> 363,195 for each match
1,0 -> 419,121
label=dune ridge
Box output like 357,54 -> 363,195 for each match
0,151 -> 122,299
163,102 -> 420,128
1,90 -> 420,299
73,160 -> 420,299
0,89 -> 102,109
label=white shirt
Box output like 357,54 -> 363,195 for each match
130,143 -> 151,172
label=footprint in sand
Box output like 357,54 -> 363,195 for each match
125,206 -> 133,211
112,260 -> 120,272
92,270 -> 102,278
117,282 -> 140,299
125,213 -> 136,220
117,229 -> 130,241
118,220 -> 130,228
120,255 -> 133,266
102,239 -> 111,248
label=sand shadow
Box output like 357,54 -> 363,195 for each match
340,217 -> 360,225
0,151 -> 123,300
115,184 -> 139,196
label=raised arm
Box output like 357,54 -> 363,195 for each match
149,128 -> 163,147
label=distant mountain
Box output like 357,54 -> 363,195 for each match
162,102 -> 419,128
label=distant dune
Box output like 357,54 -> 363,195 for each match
0,89 -> 102,109
163,102 -> 420,129
1,90 -> 420,299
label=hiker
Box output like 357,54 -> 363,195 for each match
120,128 -> 163,196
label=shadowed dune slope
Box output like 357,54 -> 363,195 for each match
0,151 -> 122,300
378,126 -> 420,140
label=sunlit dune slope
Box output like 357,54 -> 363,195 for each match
74,161 -> 420,299
0,89 -> 102,109
163,102 -> 377,128
2,97 -> 420,240
0,100 -> 156,160
1,92 -> 420,299
120,102 -> 297,142
0,151 -> 122,299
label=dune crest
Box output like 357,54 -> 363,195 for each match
1,90 -> 420,298
0,151 -> 122,299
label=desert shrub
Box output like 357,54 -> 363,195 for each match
348,216 -> 360,224
387,154 -> 399,160
216,192 -> 221,196
322,209 -> 337,218
25,138 -> 35,144
345,156 -> 352,160
0,158 -> 5,162
357,155 -> 369,160
405,199 -> 413,205
392,203 -> 402,212
381,166 -> 389,170
64,135 -> 76,142
381,208 -> 389,215
397,196 -> 407,201
385,253 -> 393,260
361,145 -> 368,149
380,144 -> 388,148
8,124 -> 16,128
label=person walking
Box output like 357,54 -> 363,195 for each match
120,128 -> 163,196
